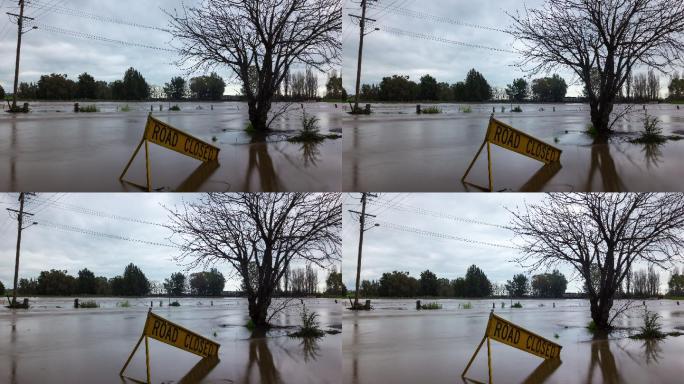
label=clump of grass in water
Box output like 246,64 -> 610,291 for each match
117,300 -> 130,308
459,106 -> 472,113
511,106 -> 523,113
79,300 -> 99,308
511,302 -> 523,308
245,319 -> 256,331
169,105 -> 181,111
554,333 -> 560,339
630,308 -> 666,339
120,104 -> 131,112
630,112 -> 667,144
586,320 -> 597,334
289,113 -> 340,143
421,106 -> 442,114
79,105 -> 99,113
585,123 -> 598,137
169,301 -> 181,307
290,304 -> 325,338
420,302 -> 443,310
462,302 -> 473,309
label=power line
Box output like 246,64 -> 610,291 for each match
367,3 -> 511,33
26,21 -> 175,52
39,219 -> 177,249
380,25 -> 517,53
25,0 -> 171,32
375,220 -> 519,250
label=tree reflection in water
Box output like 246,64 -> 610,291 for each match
586,336 -> 622,384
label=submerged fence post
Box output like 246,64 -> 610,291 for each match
416,300 -> 421,310
416,104 -> 421,114
74,103 -> 79,113
74,298 -> 79,308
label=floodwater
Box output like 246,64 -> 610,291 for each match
343,298 -> 684,384
0,101 -> 342,192
0,297 -> 342,383
343,103 -> 684,192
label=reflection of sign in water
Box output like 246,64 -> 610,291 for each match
120,114 -> 221,192
462,311 -> 562,384
462,116 -> 562,192
120,310 -> 221,383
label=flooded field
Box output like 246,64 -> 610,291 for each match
343,103 -> 684,192
0,101 -> 342,192
343,298 -> 684,384
0,297 -> 342,384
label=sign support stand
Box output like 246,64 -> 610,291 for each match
461,138 -> 493,192
462,335 -> 492,384
120,137 -> 152,192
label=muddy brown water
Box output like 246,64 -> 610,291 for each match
342,103 -> 684,192
0,297 -> 342,383
0,102 -> 342,192
343,299 -> 684,384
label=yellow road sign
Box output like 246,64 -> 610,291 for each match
462,116 -> 562,192
486,313 -> 561,359
121,310 -> 221,383
462,311 -> 562,384
120,114 -> 221,192
144,311 -> 220,358
144,115 -> 220,163
486,118 -> 561,165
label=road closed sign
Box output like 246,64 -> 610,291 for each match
144,115 -> 220,163
486,118 -> 561,165
462,116 -> 563,192
144,311 -> 220,358
121,310 -> 221,383
485,312 -> 561,359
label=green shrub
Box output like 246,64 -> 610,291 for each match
421,106 -> 442,114
290,304 -> 325,338
511,302 -> 523,308
79,105 -> 99,113
169,301 -> 181,307
79,300 -> 99,308
462,302 -> 473,309
246,319 -> 256,330
631,112 -> 667,144
630,308 -> 666,339
587,320 -> 597,334
169,105 -> 181,111
420,302 -> 443,310
585,123 -> 598,137
117,300 -> 130,308
459,106 -> 473,113
120,104 -> 131,112
511,106 -> 523,113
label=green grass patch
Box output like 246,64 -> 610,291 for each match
511,106 -> 523,113
587,320 -> 597,334
119,104 -> 131,112
117,300 -> 130,308
421,106 -> 442,114
79,300 -> 99,308
461,302 -> 473,309
585,123 -> 598,137
78,105 -> 99,113
554,333 -> 560,339
289,304 -> 325,338
630,308 -> 666,340
169,301 -> 181,307
169,105 -> 181,111
245,319 -> 256,331
420,302 -> 443,310
512,302 -> 523,308
459,106 -> 473,113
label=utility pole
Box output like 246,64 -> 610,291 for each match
7,192 -> 37,307
8,0 -> 35,111
349,193 -> 379,308
350,0 -> 378,113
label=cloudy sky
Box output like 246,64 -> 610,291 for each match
0,193 -> 336,292
342,193 -> 680,293
341,0 -> 671,98
0,0 -> 333,96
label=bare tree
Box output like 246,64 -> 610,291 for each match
167,193 -> 341,329
510,0 -> 684,139
167,0 -> 341,135
509,194 -> 684,331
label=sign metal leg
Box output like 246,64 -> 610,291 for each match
120,333 -> 144,377
144,140 -> 152,192
486,142 -> 493,192
487,336 -> 492,384
462,335 -> 487,379
145,335 -> 151,384
120,138 -> 145,181
462,140 -> 486,183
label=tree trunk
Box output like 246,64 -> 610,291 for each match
589,293 -> 614,331
590,99 -> 614,142
248,294 -> 272,329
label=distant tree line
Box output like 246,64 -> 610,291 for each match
325,70 -> 347,100
358,265 -> 493,298
356,266 -> 569,299
358,70 -> 569,103
16,264 -> 150,297
504,270 -> 568,298
0,84 -> 5,100
163,72 -> 227,101
162,269 -> 226,296
621,266 -> 662,298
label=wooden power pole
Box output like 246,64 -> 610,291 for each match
350,0 -> 377,113
349,193 -> 378,308
8,0 -> 35,111
7,192 -> 36,306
